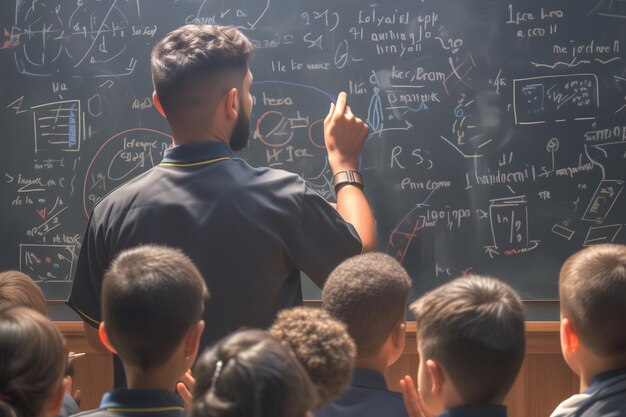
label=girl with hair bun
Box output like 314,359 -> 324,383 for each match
0,305 -> 67,417
191,329 -> 317,417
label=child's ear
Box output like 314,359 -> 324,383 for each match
98,322 -> 118,354
394,322 -> 406,346
561,318 -> 579,353
426,359 -> 445,394
224,88 -> 239,120
185,320 -> 205,360
152,91 -> 166,118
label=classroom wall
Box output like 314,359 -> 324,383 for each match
60,321 -> 577,417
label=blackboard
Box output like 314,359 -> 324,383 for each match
1,0 -> 625,301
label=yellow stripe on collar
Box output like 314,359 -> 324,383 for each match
159,157 -> 231,168
73,306 -> 101,326
105,406 -> 185,413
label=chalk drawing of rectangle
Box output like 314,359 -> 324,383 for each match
489,196 -> 529,250
583,225 -> 623,246
513,74 -> 599,125
582,180 -> 624,223
31,100 -> 81,153
19,244 -> 76,282
552,224 -> 575,240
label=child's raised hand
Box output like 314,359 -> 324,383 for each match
176,369 -> 195,409
400,375 -> 435,417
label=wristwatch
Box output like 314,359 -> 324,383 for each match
333,170 -> 364,193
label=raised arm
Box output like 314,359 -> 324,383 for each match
324,92 -> 377,252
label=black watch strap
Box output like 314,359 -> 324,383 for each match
333,170 -> 364,193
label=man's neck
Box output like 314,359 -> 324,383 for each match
172,136 -> 228,147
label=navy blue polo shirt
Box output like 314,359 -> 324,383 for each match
437,405 -> 508,417
68,140 -> 361,349
72,389 -> 185,417
315,368 -> 408,417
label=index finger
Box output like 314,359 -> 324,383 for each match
333,92 -> 347,116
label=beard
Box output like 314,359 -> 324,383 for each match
229,98 -> 250,151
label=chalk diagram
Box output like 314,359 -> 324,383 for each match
19,244 -> 76,283
589,0 -> 626,18
483,196 -> 539,258
82,128 -> 172,218
513,74 -> 599,125
12,0 -> 140,77
579,141 -> 626,245
184,0 -> 271,30
250,80 -> 335,197
31,100 -> 83,153
387,205 -> 422,263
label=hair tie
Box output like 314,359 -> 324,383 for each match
1,394 -> 11,403
211,360 -> 223,389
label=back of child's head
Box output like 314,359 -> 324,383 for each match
0,271 -> 47,315
0,305 -> 66,417
322,252 -> 411,357
559,243 -> 626,357
102,244 -> 208,371
410,275 -> 525,405
191,329 -> 317,417
268,306 -> 356,407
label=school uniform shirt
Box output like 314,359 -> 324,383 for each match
436,405 -> 508,417
315,368 -> 409,417
550,368 -> 626,417
68,140 -> 361,353
71,389 -> 185,417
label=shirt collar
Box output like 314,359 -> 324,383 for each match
437,405 -> 508,417
161,141 -> 234,165
351,368 -> 389,391
99,388 -> 184,413
586,367 -> 626,393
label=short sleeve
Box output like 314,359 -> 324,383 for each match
66,212 -> 108,328
297,183 -> 362,287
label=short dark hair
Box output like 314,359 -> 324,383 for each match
102,245 -> 208,371
410,276 -> 525,404
560,244 -> 626,356
322,253 -> 411,357
191,329 -> 317,417
269,307 -> 356,407
0,270 -> 48,315
0,305 -> 66,417
151,24 -> 253,119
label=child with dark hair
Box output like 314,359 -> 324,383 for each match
74,245 -> 208,417
551,244 -> 626,417
401,275 -> 525,417
317,253 -> 411,417
0,305 -> 67,417
269,306 -> 356,407
0,270 -> 80,417
191,329 -> 317,417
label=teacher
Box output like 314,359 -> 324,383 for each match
67,24 -> 376,374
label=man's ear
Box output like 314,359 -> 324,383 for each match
561,318 -> 579,353
152,91 -> 166,118
185,320 -> 205,360
98,322 -> 118,354
224,88 -> 239,121
426,359 -> 445,394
